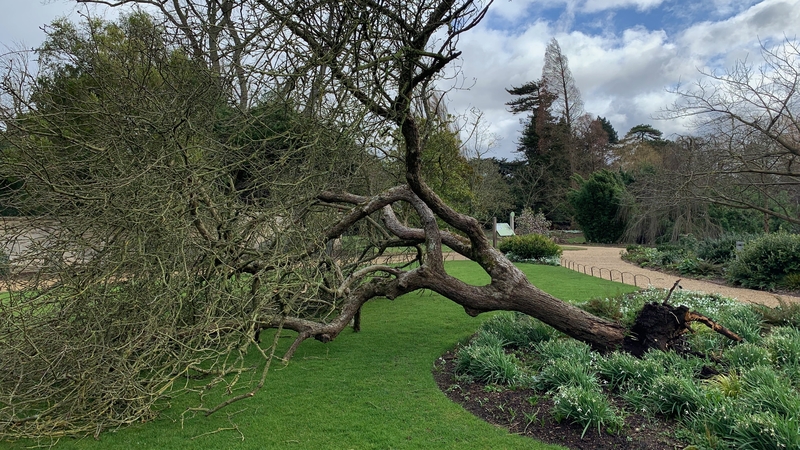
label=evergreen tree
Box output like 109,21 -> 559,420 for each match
505,80 -> 572,223
598,116 -> 618,144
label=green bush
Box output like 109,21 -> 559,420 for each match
676,257 -> 721,277
696,233 -> 756,264
781,272 -> 800,290
726,233 -> 800,290
568,170 -> 628,244
497,234 -> 562,262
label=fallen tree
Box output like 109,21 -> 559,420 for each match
0,0 -> 740,439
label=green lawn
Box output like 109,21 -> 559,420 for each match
1,262 -> 635,450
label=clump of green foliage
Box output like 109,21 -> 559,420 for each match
568,170 -> 628,244
498,234 -> 562,263
454,329 -> 525,386
726,233 -> 800,290
480,312 -> 557,348
696,233 -> 756,263
552,385 -> 624,438
623,233 -> 800,293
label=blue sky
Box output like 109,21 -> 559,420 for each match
1,0 -> 799,159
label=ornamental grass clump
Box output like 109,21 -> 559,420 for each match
755,299 -> 800,327
714,303 -> 764,344
762,326 -> 800,370
723,343 -> 771,370
740,365 -> 800,419
454,334 -> 522,386
642,348 -> 707,379
635,374 -> 703,419
730,412 -> 800,450
480,312 -> 556,348
533,358 -> 598,392
551,385 -> 624,438
530,338 -> 593,370
596,351 -> 662,391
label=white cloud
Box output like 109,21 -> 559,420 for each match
678,0 -> 800,65
582,0 -> 665,13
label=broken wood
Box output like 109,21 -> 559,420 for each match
684,311 -> 743,342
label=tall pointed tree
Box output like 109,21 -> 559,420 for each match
542,38 -> 584,129
542,37 -> 587,185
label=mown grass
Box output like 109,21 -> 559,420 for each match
1,262 -> 634,450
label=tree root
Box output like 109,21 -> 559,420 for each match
623,280 -> 742,357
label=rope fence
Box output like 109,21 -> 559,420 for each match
560,257 -> 651,287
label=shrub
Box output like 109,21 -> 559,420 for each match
515,208 -> 551,236
568,170 -> 628,244
726,232 -> 800,290
497,234 -> 562,262
676,257 -> 720,277
781,272 -> 800,290
696,233 -> 756,264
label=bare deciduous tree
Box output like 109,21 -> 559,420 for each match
659,38 -> 800,227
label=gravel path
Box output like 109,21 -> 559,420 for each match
560,246 -> 800,308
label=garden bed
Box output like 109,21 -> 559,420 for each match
434,289 -> 800,449
434,350 -> 683,450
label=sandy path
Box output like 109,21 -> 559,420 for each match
560,246 -> 800,308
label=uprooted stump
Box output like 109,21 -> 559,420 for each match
623,302 -> 743,357
622,281 -> 742,357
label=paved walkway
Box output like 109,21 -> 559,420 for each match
560,246 -> 800,308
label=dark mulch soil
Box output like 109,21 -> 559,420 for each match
432,351 -> 687,450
